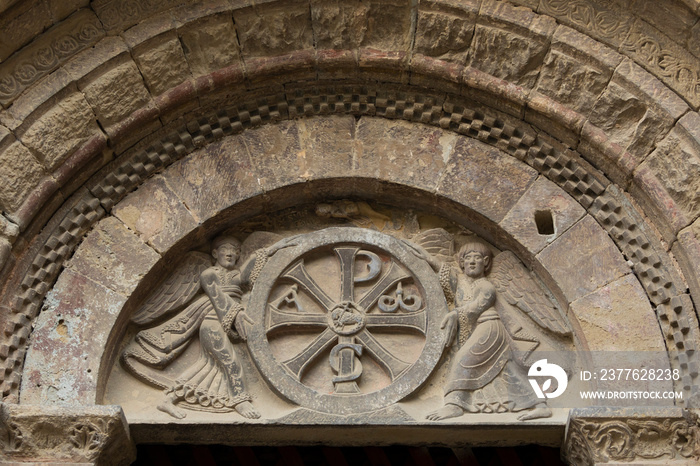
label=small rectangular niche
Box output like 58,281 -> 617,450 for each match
535,210 -> 555,235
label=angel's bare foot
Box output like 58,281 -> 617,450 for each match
235,401 -> 260,419
517,404 -> 552,421
426,404 -> 463,421
157,399 -> 186,419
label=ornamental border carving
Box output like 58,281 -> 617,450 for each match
0,83 -> 696,405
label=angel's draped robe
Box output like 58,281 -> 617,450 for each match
444,273 -> 539,413
125,266 -> 252,411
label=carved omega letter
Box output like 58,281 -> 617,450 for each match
246,227 -> 448,415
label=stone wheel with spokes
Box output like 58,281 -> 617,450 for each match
247,228 -> 447,415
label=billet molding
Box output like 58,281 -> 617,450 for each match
0,83 -> 695,406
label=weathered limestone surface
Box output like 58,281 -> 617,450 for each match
310,0 -> 370,50
564,407 -> 700,465
438,136 -> 538,223
67,216 -> 160,297
161,135 -> 262,224
639,112 -> 700,233
537,215 -> 630,303
569,274 -> 666,352
0,402 -> 135,465
80,60 -> 152,128
19,93 -> 101,171
355,118 -> 453,191
296,115 -> 355,179
234,2 -> 314,58
243,120 -> 306,191
21,267 -> 126,405
133,33 -> 192,96
468,0 -> 556,89
111,176 -> 199,254
179,14 -> 240,77
535,25 -> 622,116
499,176 -> 586,255
414,0 -> 477,64
587,59 -> 688,170
0,140 -> 47,215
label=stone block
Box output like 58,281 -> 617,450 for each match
631,0 -> 697,46
81,60 -> 152,127
20,267 -> 127,406
360,0 -> 412,51
640,112 -> 700,231
355,117 -> 455,193
587,61 -> 682,165
0,141 -> 48,214
234,2 -> 313,58
500,176 -> 586,255
535,26 -> 621,115
0,403 -> 135,466
112,176 -> 199,254
414,0 -> 477,64
161,134 -> 262,224
0,9 -> 105,107
311,0 -> 369,49
19,93 -> 101,171
690,21 -> 700,58
67,216 -> 161,296
630,164 -> 689,242
674,222 -> 700,309
296,115 -> 356,180
179,13 -> 240,76
243,120 -> 306,191
468,25 -> 547,89
621,19 -> 700,109
48,0 -> 89,22
437,136 -> 538,223
0,0 -> 52,61
570,274 -> 665,352
133,34 -> 192,96
468,0 -> 556,88
577,122 -> 633,187
539,0 -> 634,49
537,215 -> 630,303
91,0 -> 181,33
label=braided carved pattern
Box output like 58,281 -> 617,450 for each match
0,194 -> 103,397
0,84 -> 696,401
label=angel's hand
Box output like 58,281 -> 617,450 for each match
234,312 -> 253,340
266,235 -> 301,256
440,311 -> 458,349
401,240 -> 441,272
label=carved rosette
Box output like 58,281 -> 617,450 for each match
564,409 -> 700,465
246,228 -> 448,414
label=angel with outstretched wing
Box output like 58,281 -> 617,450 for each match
404,230 -> 571,421
122,233 -> 296,419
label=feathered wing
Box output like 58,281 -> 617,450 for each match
413,228 -> 454,263
130,251 -> 212,326
490,251 -> 571,336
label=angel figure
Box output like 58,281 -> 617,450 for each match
406,231 -> 571,421
122,233 -> 293,419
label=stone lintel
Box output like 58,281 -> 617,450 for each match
564,407 -> 700,465
0,403 -> 135,465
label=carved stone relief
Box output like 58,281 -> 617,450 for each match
107,202 -> 576,425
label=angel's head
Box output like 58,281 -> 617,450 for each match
457,241 -> 492,277
212,235 -> 241,270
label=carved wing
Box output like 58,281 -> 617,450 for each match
130,251 -> 212,326
490,251 -> 571,336
413,228 -> 454,263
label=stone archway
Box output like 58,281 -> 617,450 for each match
0,1 -> 699,464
